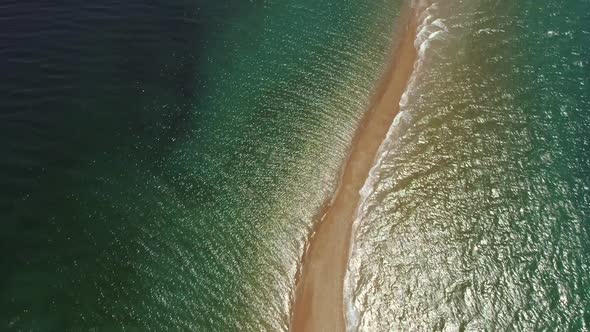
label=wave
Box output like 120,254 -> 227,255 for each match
343,1 -> 450,330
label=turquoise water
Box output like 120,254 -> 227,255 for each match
1,0 -> 589,330
346,0 -> 590,330
1,0 -> 402,330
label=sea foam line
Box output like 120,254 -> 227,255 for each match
343,1 -> 448,330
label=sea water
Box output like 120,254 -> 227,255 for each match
346,0 -> 590,330
1,0 -> 588,330
0,0 -> 402,330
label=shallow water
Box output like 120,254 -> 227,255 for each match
347,0 -> 590,330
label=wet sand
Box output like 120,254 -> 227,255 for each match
290,5 -> 419,332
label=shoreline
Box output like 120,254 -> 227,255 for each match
290,4 -> 420,332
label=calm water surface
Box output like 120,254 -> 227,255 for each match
1,0 -> 401,330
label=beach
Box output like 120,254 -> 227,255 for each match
290,4 -> 420,331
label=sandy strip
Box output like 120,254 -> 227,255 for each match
290,4 -> 420,332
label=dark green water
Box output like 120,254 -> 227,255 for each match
1,0 -> 401,330
2,0 -> 589,330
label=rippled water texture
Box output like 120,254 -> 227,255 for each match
0,0 -> 404,330
3,0 -> 589,330
347,0 -> 590,330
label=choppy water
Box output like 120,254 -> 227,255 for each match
347,0 -> 590,330
1,0 -> 401,330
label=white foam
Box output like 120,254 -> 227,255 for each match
428,30 -> 446,40
344,2 -> 449,331
399,90 -> 409,107
415,16 -> 448,58
431,18 -> 448,31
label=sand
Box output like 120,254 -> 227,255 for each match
290,5 -> 420,332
